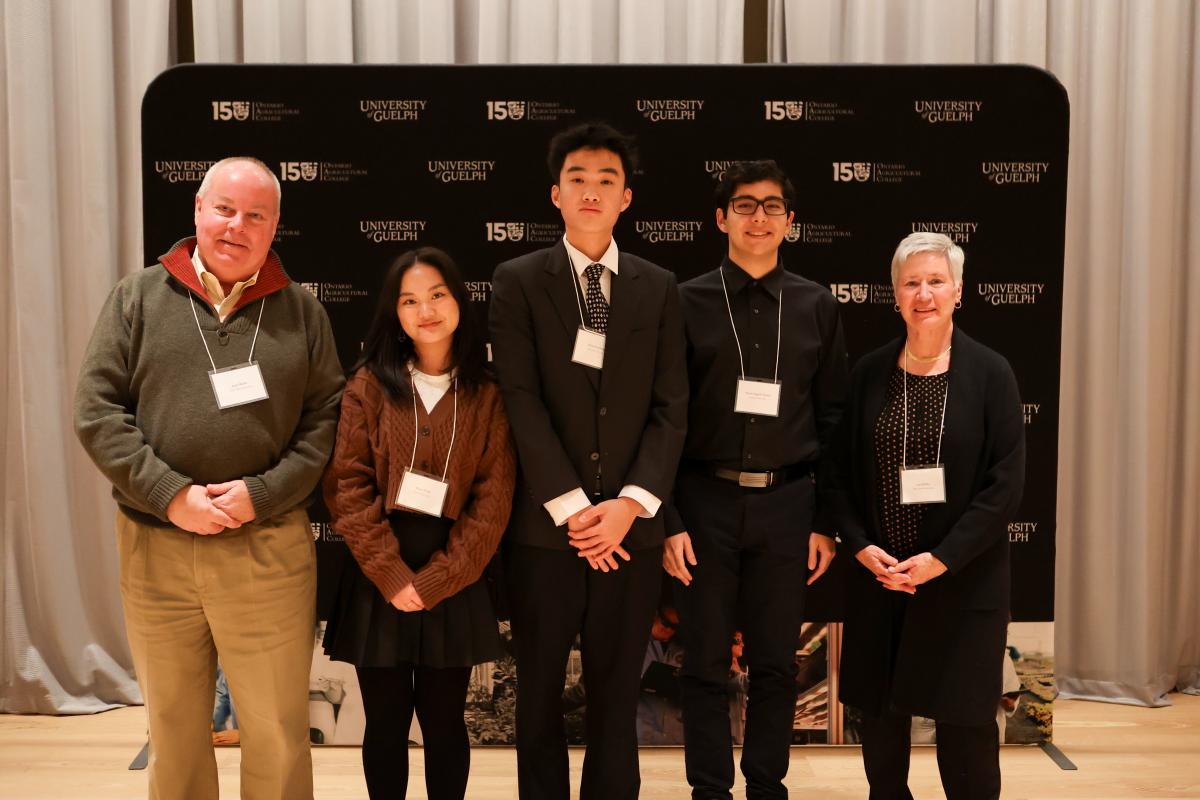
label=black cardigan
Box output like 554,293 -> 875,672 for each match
828,326 -> 1025,725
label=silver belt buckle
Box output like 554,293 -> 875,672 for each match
738,471 -> 771,488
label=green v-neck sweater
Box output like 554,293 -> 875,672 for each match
75,239 -> 345,527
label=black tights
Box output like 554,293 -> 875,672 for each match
356,664 -> 472,800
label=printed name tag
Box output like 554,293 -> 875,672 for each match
734,378 -> 781,417
899,464 -> 947,505
208,362 -> 269,409
571,326 -> 606,370
396,468 -> 450,517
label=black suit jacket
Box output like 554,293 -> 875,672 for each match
489,242 -> 688,551
829,327 -> 1025,724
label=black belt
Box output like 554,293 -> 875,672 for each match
707,463 -> 812,488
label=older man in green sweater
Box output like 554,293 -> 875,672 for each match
75,157 -> 344,800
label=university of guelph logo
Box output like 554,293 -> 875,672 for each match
833,162 -> 873,182
485,222 -> 525,242
785,223 -> 802,243
211,100 -> 249,121
506,101 -> 526,120
785,101 -> 804,120
300,162 -> 319,181
830,283 -> 870,304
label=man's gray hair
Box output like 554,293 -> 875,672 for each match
196,157 -> 282,214
890,231 -> 964,289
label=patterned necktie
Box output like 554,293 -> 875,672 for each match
584,263 -> 609,333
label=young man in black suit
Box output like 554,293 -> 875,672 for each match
489,122 -> 688,800
663,160 -> 848,799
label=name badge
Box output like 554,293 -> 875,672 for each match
899,464 -> 947,505
734,378 -> 781,417
396,468 -> 450,517
571,326 -> 606,370
208,362 -> 269,409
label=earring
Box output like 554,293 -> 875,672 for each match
893,303 -> 900,312
397,330 -> 407,342
955,300 -> 962,309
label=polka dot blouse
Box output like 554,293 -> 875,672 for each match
873,367 -> 949,561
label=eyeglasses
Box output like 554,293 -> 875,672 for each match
729,196 -> 788,216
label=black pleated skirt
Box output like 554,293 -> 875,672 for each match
322,511 -> 502,669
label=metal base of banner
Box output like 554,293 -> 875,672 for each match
1038,741 -> 1077,770
129,741 -> 149,770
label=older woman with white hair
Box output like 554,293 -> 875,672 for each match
827,232 -> 1026,799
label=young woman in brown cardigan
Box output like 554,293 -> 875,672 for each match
322,247 -> 516,800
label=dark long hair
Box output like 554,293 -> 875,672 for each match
352,247 -> 489,399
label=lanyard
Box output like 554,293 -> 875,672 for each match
189,292 -> 266,370
409,373 -> 458,482
719,267 -> 782,383
569,262 -> 598,331
901,348 -> 950,469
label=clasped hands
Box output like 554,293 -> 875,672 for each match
166,480 -> 256,534
390,583 -> 426,613
566,497 -> 642,572
855,545 -> 947,594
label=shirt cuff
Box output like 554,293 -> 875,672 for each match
619,485 -> 660,518
544,487 -> 591,527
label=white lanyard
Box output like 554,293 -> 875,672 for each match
409,375 -> 458,482
568,263 -> 607,369
189,291 -> 266,370
570,264 -> 592,329
395,374 -> 458,517
898,351 -> 950,504
900,348 -> 950,470
721,267 -> 784,417
719,267 -> 782,384
191,293 -> 269,409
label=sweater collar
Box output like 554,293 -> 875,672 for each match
159,238 -> 291,312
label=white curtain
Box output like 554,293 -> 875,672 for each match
0,0 -> 740,713
772,0 -> 1200,707
192,0 -> 744,64
1,0 -> 173,713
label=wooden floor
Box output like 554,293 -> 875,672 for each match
2,695 -> 1198,798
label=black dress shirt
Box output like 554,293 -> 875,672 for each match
670,258 -> 848,528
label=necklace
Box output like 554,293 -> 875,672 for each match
904,344 -> 952,363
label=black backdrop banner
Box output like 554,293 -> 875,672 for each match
143,64 -> 1067,745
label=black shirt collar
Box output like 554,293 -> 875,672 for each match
721,256 -> 784,300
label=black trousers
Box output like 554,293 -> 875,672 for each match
355,664 -> 472,800
860,707 -> 1000,800
674,469 -> 813,800
858,592 -> 1001,800
505,542 -> 663,800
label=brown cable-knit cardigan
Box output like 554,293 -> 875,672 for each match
322,368 -> 516,609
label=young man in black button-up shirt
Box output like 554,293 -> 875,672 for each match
663,160 -> 848,799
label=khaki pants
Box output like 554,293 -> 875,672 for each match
117,507 -> 316,800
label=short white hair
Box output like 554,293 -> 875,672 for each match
890,231 -> 964,289
196,157 -> 281,214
